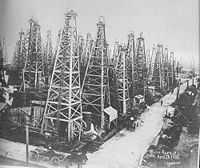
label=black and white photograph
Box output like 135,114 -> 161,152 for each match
0,0 -> 199,168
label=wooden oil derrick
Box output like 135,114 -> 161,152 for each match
41,10 -> 83,142
176,56 -> 183,76
82,16 -> 110,129
152,44 -> 163,92
176,60 -> 180,78
108,66 -> 120,115
168,52 -> 173,88
146,47 -> 155,85
107,43 -> 112,66
54,29 -> 62,57
0,41 -> 3,80
165,51 -> 177,89
78,35 -> 85,65
44,30 -> 53,86
112,41 -> 120,67
1,38 -> 8,65
134,33 -> 147,96
22,18 -> 44,91
179,56 -> 183,74
11,30 -> 26,85
148,45 -> 156,84
126,32 -> 135,102
78,35 -> 86,86
13,30 -> 26,72
82,33 -> 93,68
146,48 -> 151,82
115,44 -> 130,114
163,47 -> 169,91
0,38 -> 8,81
109,42 -> 120,114
190,56 -> 195,78
171,52 -> 176,87
80,33 -> 93,86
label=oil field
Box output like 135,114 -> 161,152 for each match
0,0 -> 199,168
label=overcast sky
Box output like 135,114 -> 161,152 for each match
0,0 -> 199,69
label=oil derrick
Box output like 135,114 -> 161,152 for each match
134,33 -> 147,95
11,30 -> 26,85
152,44 -> 163,91
179,56 -> 183,74
146,48 -> 151,82
108,67 -> 120,115
109,42 -> 120,114
82,33 -> 93,68
112,41 -> 120,67
79,33 -> 93,86
0,41 -> 3,80
115,44 -> 130,114
78,35 -> 85,64
171,52 -> 176,87
1,38 -> 8,65
148,45 -> 156,83
82,16 -> 110,129
176,61 -> 180,77
163,47 -> 169,91
168,52 -> 175,88
126,32 -> 135,107
146,48 -> 154,83
78,35 -> 85,86
107,44 -> 112,66
190,56 -> 195,77
22,18 -> 44,91
0,38 -> 7,81
44,30 -> 53,86
13,30 -> 26,71
41,10 -> 83,142
54,29 -> 62,56
176,56 -> 183,75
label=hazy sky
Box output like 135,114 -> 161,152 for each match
0,0 -> 199,69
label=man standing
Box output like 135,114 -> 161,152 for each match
161,100 -> 163,106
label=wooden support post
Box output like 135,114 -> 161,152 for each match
176,79 -> 181,100
187,80 -> 189,88
25,116 -> 29,163
192,78 -> 194,85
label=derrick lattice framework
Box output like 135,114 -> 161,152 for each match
22,18 -> 44,91
152,44 -> 163,91
13,30 -> 26,72
112,41 -> 120,67
168,51 -> 176,88
190,56 -> 195,78
115,44 -> 130,114
78,35 -> 85,86
44,30 -> 54,85
80,33 -> 93,85
82,16 -> 110,128
126,32 -> 135,100
82,33 -> 93,68
1,38 -> 8,65
148,45 -> 157,82
134,33 -> 147,95
146,48 -> 152,82
41,10 -> 83,142
163,47 -> 170,90
78,35 -> 85,66
0,41 -> 3,79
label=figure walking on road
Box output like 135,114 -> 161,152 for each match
161,100 -> 163,106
